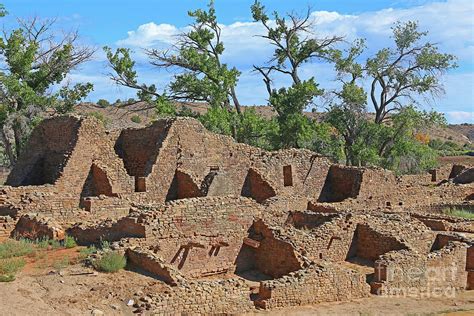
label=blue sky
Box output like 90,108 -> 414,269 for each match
2,0 -> 473,123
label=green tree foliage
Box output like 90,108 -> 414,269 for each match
103,2 -> 457,175
325,22 -> 453,173
329,104 -> 445,172
147,0 -> 242,114
0,13 -> 94,165
428,138 -> 470,156
251,1 -> 341,148
199,107 -> 277,150
326,39 -> 369,165
366,21 -> 457,124
379,106 -> 445,173
105,0 -> 241,123
103,46 -> 175,116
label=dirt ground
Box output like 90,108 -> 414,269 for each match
2,257 -> 474,316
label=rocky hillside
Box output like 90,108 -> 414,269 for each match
73,102 -> 473,147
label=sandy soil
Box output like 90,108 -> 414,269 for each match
2,256 -> 474,316
248,292 -> 474,316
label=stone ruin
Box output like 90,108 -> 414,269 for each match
0,115 -> 473,313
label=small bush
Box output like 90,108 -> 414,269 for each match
79,245 -> 97,256
87,111 -> 109,126
34,238 -> 62,249
0,239 -> 34,259
100,240 -> 110,250
0,274 -> 15,282
97,99 -> 110,107
131,115 -> 142,123
35,238 -> 51,249
49,239 -> 62,250
78,245 -> 97,261
63,236 -> 77,249
53,256 -> 70,270
93,252 -> 126,273
0,257 -> 26,282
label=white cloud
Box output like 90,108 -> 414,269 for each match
446,111 -> 474,124
106,0 -> 474,123
117,22 -> 180,47
116,0 -> 473,65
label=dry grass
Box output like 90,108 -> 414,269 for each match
0,239 -> 35,259
0,257 -> 26,282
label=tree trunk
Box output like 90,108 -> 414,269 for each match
13,124 -> 23,162
1,128 -> 16,166
230,87 -> 242,115
375,107 -> 384,124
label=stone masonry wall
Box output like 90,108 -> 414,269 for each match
126,196 -> 264,278
0,215 -> 16,240
146,279 -> 254,314
255,263 -> 370,309
372,241 -> 468,296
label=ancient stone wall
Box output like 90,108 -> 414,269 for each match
1,116 -> 134,220
145,279 -> 254,314
372,242 -> 468,295
114,121 -> 170,178
255,263 -> 370,309
67,216 -> 146,245
0,215 -> 16,240
126,247 -> 185,286
11,214 -> 65,240
355,224 -> 408,261
142,118 -> 331,203
318,165 -> 363,202
245,220 -> 304,278
6,116 -> 81,186
120,197 -> 264,279
278,211 -> 434,264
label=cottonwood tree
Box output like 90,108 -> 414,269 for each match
326,22 -> 455,172
366,21 -> 457,124
0,9 -> 94,165
103,46 -> 176,115
105,1 -> 242,118
326,39 -> 370,165
251,0 -> 342,148
147,0 -> 242,114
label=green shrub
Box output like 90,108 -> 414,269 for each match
63,236 -> 77,249
131,115 -> 142,124
79,245 -> 97,256
48,239 -> 62,250
443,208 -> 474,220
0,257 -> 26,282
97,99 -> 110,107
87,111 -> 109,126
100,240 -> 110,250
78,245 -> 97,261
0,274 -> 15,282
35,238 -> 51,249
34,238 -> 61,249
53,256 -> 70,270
0,239 -> 34,259
93,252 -> 126,273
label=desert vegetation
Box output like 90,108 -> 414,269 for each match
0,236 -> 83,282
0,0 -> 466,175
443,208 -> 474,220
0,1 -> 471,315
102,1 -> 460,174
